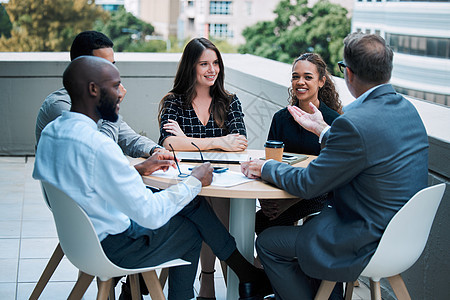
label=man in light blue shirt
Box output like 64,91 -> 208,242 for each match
34,56 -> 271,300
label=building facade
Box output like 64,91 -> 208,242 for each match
96,0 -> 125,11
177,0 -> 280,45
125,0 -> 354,45
352,0 -> 450,106
125,0 -> 180,39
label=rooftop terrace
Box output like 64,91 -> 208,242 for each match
0,52 -> 449,299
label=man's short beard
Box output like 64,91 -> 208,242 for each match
98,88 -> 119,122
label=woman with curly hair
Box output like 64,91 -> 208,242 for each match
256,53 -> 343,235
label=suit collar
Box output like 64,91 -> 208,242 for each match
365,84 -> 396,100
344,84 -> 395,113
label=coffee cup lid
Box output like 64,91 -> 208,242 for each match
264,140 -> 284,148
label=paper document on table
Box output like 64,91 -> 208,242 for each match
210,170 -> 255,187
176,152 -> 249,164
150,164 -> 254,187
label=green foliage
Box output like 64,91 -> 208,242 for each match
0,0 -> 107,51
238,0 -> 350,76
94,6 -> 155,52
209,38 -> 238,53
0,4 -> 12,38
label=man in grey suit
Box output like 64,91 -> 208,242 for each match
241,33 -> 429,299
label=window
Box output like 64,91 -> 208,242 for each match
209,23 -> 233,38
394,86 -> 449,106
245,1 -> 252,16
398,35 -> 410,53
387,33 -> 450,59
210,1 -> 232,15
188,18 -> 195,31
100,4 -> 120,11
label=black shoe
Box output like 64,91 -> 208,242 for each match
118,282 -> 144,300
239,280 -> 274,300
239,282 -> 264,300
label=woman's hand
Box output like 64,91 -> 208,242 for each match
163,119 -> 187,137
217,133 -> 248,151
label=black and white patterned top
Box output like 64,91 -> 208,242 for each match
159,94 -> 246,145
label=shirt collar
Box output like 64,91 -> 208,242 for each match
61,111 -> 98,130
343,83 -> 388,113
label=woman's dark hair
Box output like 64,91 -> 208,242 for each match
288,53 -> 343,114
158,37 -> 233,128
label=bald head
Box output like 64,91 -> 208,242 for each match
63,56 -> 118,101
63,56 -> 122,122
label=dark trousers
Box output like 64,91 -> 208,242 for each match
256,226 -> 343,300
255,194 -> 328,235
101,196 -> 237,300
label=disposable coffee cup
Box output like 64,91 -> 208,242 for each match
264,140 -> 284,162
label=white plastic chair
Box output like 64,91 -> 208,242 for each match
315,183 -> 446,300
41,181 -> 190,300
29,184 -> 65,300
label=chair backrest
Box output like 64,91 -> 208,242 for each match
361,183 -> 446,280
41,182 -> 189,280
40,182 -> 51,210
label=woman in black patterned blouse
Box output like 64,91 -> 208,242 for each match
158,37 -> 248,300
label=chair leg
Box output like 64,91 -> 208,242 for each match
29,243 -> 64,300
369,280 -> 381,300
142,270 -> 166,300
68,271 -> 95,300
343,281 -> 354,300
314,280 -> 336,300
109,281 -> 116,300
388,274 -> 411,300
159,268 -> 169,289
96,278 -> 113,300
128,274 -> 142,300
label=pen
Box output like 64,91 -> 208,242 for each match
188,167 -> 229,173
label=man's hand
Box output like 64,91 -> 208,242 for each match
259,198 -> 302,220
287,103 -> 329,137
190,162 -> 214,186
241,159 -> 265,179
153,147 -> 169,155
134,152 -> 176,176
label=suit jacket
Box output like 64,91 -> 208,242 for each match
261,84 -> 429,281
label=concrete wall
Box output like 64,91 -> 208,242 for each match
0,52 -> 449,299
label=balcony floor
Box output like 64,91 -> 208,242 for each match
0,156 -> 371,299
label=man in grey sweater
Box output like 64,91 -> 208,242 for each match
35,31 -> 163,160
